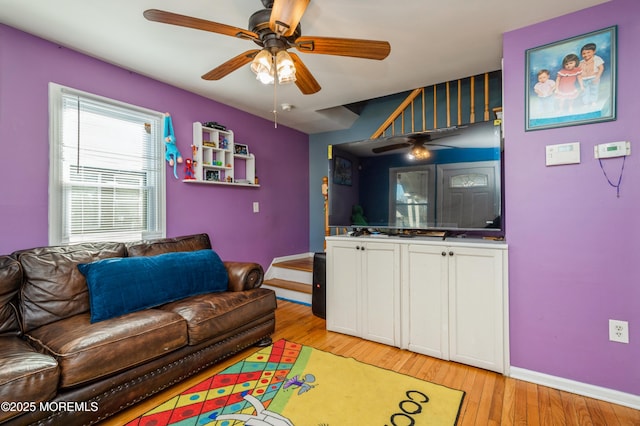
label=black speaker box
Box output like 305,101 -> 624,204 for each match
312,252 -> 326,319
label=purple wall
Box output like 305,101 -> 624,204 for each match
3,0 -> 638,397
503,0 -> 639,394
0,24 -> 309,269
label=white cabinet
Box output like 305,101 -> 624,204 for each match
186,122 -> 259,187
326,240 -> 359,337
448,246 -> 507,373
326,236 -> 509,374
402,244 -> 449,360
326,239 -> 400,346
403,242 -> 508,373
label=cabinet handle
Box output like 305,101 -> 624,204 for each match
356,246 -> 360,250
441,251 -> 447,256
449,251 -> 454,256
361,246 -> 365,251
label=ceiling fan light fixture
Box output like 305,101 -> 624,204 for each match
409,145 -> 431,160
276,50 -> 296,84
250,49 -> 275,84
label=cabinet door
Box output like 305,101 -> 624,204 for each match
326,240 -> 360,337
402,244 -> 449,359
361,242 -> 400,346
448,246 -> 505,373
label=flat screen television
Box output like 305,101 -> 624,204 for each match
328,120 -> 503,237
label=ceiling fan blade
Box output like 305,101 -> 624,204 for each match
372,143 -> 410,154
295,36 -> 390,60
270,0 -> 310,37
428,143 -> 457,149
144,9 -> 258,40
289,52 -> 321,94
371,127 -> 461,154
408,127 -> 461,144
202,50 -> 260,80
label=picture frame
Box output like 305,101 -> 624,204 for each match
234,143 -> 249,155
205,170 -> 219,181
333,156 -> 352,186
525,25 -> 617,131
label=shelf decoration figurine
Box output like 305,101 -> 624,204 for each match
184,158 -> 196,180
163,113 -> 183,179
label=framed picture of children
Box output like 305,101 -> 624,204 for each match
525,26 -> 616,131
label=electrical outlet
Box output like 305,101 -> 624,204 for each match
609,319 -> 629,343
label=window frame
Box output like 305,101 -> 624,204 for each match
48,83 -> 166,245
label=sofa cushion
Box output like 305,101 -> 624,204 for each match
0,336 -> 59,422
159,287 -> 277,345
79,249 -> 229,323
25,310 -> 187,388
14,242 -> 127,332
126,233 -> 212,257
0,256 -> 22,337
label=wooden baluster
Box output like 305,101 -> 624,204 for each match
411,99 -> 415,133
421,88 -> 426,131
433,85 -> 438,128
457,79 -> 462,125
484,73 -> 490,121
446,81 -> 451,127
470,76 -> 476,123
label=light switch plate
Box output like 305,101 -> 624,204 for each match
546,142 -> 580,166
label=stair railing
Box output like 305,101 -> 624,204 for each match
371,71 -> 498,139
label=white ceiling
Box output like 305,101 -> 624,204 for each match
0,0 -> 608,134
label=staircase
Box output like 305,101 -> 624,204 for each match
263,253 -> 314,305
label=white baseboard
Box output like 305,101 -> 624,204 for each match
509,367 -> 640,410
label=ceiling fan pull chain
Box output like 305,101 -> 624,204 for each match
273,54 -> 278,128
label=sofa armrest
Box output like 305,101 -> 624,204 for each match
224,262 -> 264,292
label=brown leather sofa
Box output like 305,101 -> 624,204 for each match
0,233 -> 277,425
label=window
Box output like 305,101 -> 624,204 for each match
449,173 -> 489,188
49,83 -> 165,244
390,165 -> 435,229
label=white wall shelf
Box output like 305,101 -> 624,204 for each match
184,122 -> 260,188
183,179 -> 258,188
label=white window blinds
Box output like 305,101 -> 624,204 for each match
49,84 -> 166,244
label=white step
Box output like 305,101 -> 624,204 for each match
264,253 -> 314,304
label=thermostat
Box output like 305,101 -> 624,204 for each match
594,141 -> 630,159
546,142 -> 580,166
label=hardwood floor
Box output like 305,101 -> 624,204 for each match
105,300 -> 640,425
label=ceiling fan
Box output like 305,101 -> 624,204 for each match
143,0 -> 391,95
371,127 -> 462,159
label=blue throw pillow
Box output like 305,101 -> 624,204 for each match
78,249 -> 228,323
